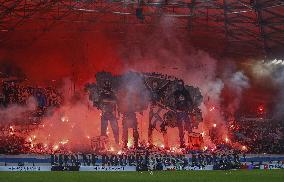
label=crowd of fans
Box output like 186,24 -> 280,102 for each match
0,80 -> 63,109
50,149 -> 242,171
0,79 -> 284,155
0,80 -> 63,154
230,118 -> 284,154
0,134 -> 30,154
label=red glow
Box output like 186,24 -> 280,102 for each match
257,105 -> 265,115
53,145 -> 59,151
225,137 -> 230,143
209,106 -> 215,111
1,15 -> 275,154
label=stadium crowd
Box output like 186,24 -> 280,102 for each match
0,134 -> 29,154
0,80 -> 63,154
230,119 -> 284,154
0,79 -> 284,155
0,80 -> 62,110
50,149 -> 242,171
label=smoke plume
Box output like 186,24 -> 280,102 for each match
0,97 -> 37,126
0,16 -> 254,150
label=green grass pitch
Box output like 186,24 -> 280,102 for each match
0,170 -> 284,182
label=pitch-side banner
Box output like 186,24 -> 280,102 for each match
260,164 -> 284,170
80,166 -> 136,171
0,166 -> 51,171
163,165 -> 214,171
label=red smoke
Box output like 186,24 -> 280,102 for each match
1,23 -> 123,85
0,16 -> 280,153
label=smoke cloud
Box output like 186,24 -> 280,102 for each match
0,16 -> 256,151
116,17 -> 250,147
0,97 -> 37,125
251,60 -> 284,119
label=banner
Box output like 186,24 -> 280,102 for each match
0,166 -> 51,171
79,166 -> 136,171
163,165 -> 214,171
260,163 -> 284,170
51,166 -> 80,171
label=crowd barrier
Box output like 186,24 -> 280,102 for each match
0,166 -> 136,172
0,166 -> 51,171
260,163 -> 284,170
80,166 -> 136,171
0,164 -> 283,171
0,154 -> 284,171
1,154 -> 284,164
164,165 -> 214,171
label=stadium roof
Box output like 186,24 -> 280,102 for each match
0,0 -> 284,59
